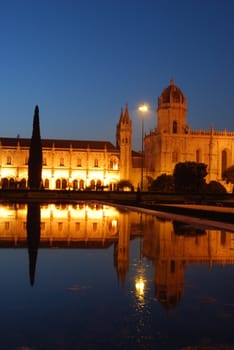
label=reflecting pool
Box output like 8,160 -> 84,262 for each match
0,202 -> 233,350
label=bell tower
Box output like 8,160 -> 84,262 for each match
116,104 -> 132,180
157,79 -> 187,135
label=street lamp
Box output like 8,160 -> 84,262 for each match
138,104 -> 148,191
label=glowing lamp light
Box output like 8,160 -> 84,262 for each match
138,104 -> 148,112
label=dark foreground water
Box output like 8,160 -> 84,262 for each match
0,202 -> 233,350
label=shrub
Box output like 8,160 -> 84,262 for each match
150,174 -> 175,192
174,162 -> 207,193
204,181 -> 227,194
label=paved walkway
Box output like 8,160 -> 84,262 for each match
159,203 -> 234,214
124,202 -> 234,233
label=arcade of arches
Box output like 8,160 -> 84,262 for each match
1,80 -> 234,192
0,137 -> 134,191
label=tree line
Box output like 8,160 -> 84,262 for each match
150,161 -> 234,194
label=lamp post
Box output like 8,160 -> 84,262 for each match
138,104 -> 148,191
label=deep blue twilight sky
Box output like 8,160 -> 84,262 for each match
0,0 -> 234,150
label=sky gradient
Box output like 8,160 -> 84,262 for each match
0,0 -> 234,150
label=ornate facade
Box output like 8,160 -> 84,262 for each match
0,80 -> 234,191
0,105 -> 142,191
145,79 -> 234,191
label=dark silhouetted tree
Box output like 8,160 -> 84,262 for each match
222,165 -> 234,184
28,105 -> 42,189
173,162 -> 207,193
150,174 -> 175,192
204,180 -> 227,194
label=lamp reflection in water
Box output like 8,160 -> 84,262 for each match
135,235 -> 146,304
135,276 -> 145,298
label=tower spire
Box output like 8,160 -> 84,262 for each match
116,103 -> 132,180
123,103 -> 130,123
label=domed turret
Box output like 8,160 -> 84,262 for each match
158,79 -> 186,107
157,79 -> 187,134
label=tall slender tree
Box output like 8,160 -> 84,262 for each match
28,105 -> 42,189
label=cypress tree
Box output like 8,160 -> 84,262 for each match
28,105 -> 42,189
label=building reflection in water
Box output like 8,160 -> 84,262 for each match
143,216 -> 234,313
0,202 -> 233,313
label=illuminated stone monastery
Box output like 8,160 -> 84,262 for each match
0,104 -> 142,190
0,80 -> 233,191
144,79 -> 234,191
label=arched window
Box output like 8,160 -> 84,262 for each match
79,179 -> 84,190
20,179 -> 26,189
62,179 -> 67,189
56,179 -> 61,189
73,179 -> 78,190
1,178 -> 9,189
90,179 -> 95,189
172,151 -> 178,163
9,178 -> 15,189
222,150 -> 227,175
96,179 -> 102,190
94,159 -> 98,167
77,158 -> 81,167
60,158 -> 64,166
196,149 -> 201,162
7,156 -> 11,165
172,121 -> 178,134
110,158 -> 118,170
173,92 -> 180,103
44,179 -> 49,189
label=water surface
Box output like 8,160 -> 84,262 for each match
0,202 -> 233,350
